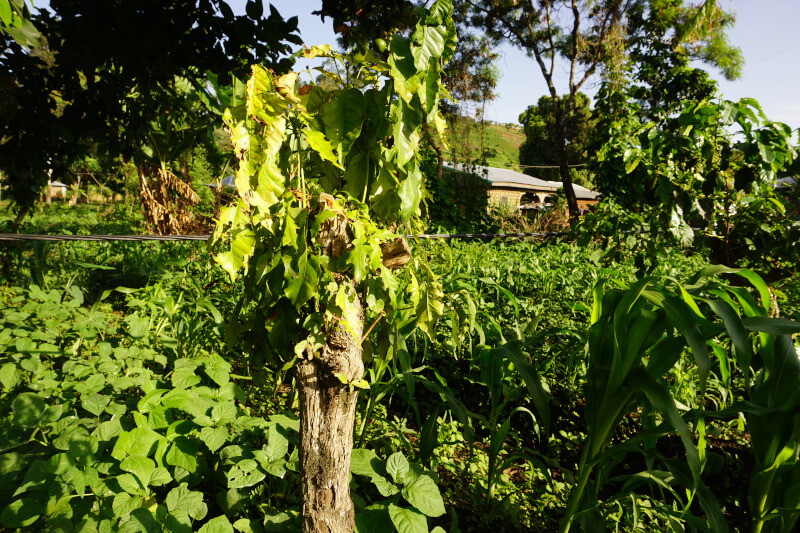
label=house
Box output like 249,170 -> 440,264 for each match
444,163 -> 600,211
207,175 -> 235,189
48,181 -> 69,199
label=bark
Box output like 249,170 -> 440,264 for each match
380,237 -> 411,269
10,203 -> 31,233
214,185 -> 222,220
422,122 -> 444,182
81,176 -> 90,204
434,143 -> 444,182
296,283 -> 364,533
69,175 -> 82,206
553,99 -> 580,221
86,173 -> 105,203
296,213 -> 365,533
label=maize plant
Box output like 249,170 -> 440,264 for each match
561,265 -> 800,532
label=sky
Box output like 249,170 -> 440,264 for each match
29,0 -> 800,133
252,0 -> 800,133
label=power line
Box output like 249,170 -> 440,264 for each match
408,231 -> 567,239
0,234 -> 210,242
486,161 -> 588,169
0,231 -> 569,242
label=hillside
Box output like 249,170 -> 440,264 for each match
444,116 -> 525,169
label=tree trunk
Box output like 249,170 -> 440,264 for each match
69,175 -> 82,206
553,99 -> 579,221
421,122 -> 444,181
433,141 -> 444,182
296,214 -> 364,533
81,176 -> 90,204
296,290 -> 364,533
11,203 -> 31,233
559,155 -> 579,221
214,185 -> 222,220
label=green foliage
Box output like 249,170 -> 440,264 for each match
443,116 -> 524,168
0,282 -> 300,531
469,342 -> 549,507
420,150 -> 493,232
595,95 -> 797,272
351,449 -> 446,533
4,211 -> 800,531
211,0 -> 456,367
623,0 -> 739,120
0,0 -> 301,214
572,198 -> 669,275
0,0 -> 38,48
561,266 -> 800,532
518,93 -> 595,184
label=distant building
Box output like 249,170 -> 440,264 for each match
444,163 -> 599,211
207,175 -> 236,189
48,181 -> 68,199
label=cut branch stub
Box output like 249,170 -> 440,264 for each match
380,237 -> 411,269
318,214 -> 350,260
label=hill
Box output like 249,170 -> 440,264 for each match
443,115 -> 525,169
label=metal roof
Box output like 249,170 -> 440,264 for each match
444,162 -> 599,200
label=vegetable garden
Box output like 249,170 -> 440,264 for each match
3,208 -> 800,532
2,1 -> 800,532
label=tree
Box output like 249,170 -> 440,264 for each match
595,96 -> 796,272
518,92 -> 595,184
210,2 -> 455,531
0,0 -> 39,48
467,0 -> 625,220
466,0 -> 742,221
619,0 -> 742,122
313,0 -> 418,50
0,0 -> 300,230
589,0 -> 744,198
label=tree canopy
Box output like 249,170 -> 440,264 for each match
465,0 -> 743,220
0,0 -> 301,225
518,92 -> 595,183
622,0 -> 742,121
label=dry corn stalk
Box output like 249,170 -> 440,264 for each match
139,166 -> 204,234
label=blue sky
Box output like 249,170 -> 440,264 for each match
29,0 -> 799,133
256,0 -> 799,133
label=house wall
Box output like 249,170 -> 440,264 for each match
48,186 -> 67,199
488,188 -> 524,207
489,186 -> 598,210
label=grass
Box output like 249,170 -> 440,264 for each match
1,199 -> 147,235
445,115 -> 525,169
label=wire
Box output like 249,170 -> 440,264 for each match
485,161 -> 588,169
0,234 -> 211,242
0,231 -> 569,242
408,231 -> 568,239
